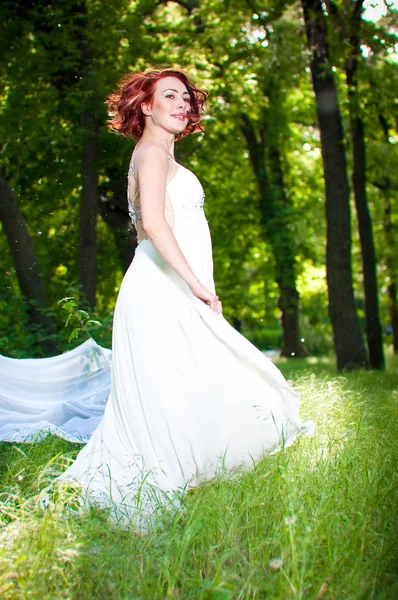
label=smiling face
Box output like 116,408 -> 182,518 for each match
141,76 -> 191,136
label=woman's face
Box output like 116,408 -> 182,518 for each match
142,76 -> 191,135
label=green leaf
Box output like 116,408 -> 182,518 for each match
68,328 -> 80,343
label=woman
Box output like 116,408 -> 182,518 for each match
58,68 -> 314,528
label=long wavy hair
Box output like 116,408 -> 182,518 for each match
105,69 -> 207,141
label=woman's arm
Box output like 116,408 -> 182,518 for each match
136,144 -> 199,287
135,145 -> 222,313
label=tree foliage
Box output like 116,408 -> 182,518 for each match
0,0 -> 397,368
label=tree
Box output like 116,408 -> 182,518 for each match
0,173 -> 55,349
79,110 -> 99,308
363,15 -> 398,353
374,113 -> 398,353
241,107 -> 305,357
1,0 -> 394,363
326,0 -> 384,369
301,0 -> 368,370
0,0 -> 153,312
175,0 -> 309,356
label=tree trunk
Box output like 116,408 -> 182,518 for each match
302,0 -> 368,370
79,110 -> 98,308
384,192 -> 398,353
0,173 -> 56,349
241,115 -> 306,358
388,282 -> 398,353
344,0 -> 384,368
374,114 -> 398,353
267,146 -> 306,357
348,111 -> 384,368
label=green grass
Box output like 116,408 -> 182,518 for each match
0,355 -> 397,599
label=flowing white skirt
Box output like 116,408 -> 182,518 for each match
56,209 -> 314,527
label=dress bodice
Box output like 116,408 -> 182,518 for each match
127,151 -> 205,244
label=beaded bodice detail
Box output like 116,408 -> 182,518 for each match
127,151 -> 205,244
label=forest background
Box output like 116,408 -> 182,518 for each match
0,0 -> 397,372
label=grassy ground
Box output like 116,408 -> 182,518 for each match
0,355 -> 397,599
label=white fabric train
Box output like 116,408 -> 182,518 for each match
0,338 -> 111,443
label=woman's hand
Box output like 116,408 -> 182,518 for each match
190,280 -> 223,314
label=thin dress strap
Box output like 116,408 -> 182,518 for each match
128,146 -> 175,178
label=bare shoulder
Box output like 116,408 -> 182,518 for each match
134,143 -> 169,171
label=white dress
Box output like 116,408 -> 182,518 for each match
0,338 -> 111,443
58,151 -> 314,528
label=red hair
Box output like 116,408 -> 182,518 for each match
105,69 -> 207,141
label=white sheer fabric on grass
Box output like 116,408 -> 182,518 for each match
0,338 -> 111,443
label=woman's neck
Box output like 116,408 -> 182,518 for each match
139,130 -> 175,158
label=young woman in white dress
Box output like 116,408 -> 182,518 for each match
58,68 -> 314,529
